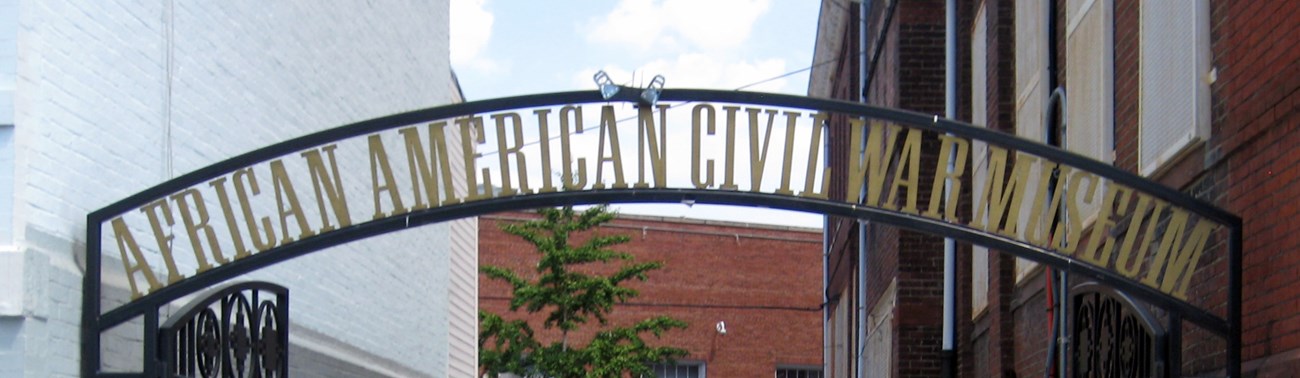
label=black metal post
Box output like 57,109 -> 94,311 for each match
82,214 -> 102,378
1229,223 -> 1242,377
143,309 -> 159,377
1170,312 -> 1183,378
1060,267 -> 1070,378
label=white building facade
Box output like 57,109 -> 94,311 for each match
0,1 -> 477,376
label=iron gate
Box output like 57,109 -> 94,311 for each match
1072,285 -> 1165,377
159,281 -> 288,377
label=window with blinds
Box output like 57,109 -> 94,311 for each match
1139,0 -> 1211,176
970,1 -> 991,315
1001,0 -> 1116,282
776,366 -> 824,378
1065,0 -> 1114,165
649,362 -> 704,378
1059,0 -> 1115,263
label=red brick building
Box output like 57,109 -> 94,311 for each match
812,0 -> 1299,376
478,211 -> 825,377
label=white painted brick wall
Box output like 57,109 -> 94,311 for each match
5,0 -> 471,376
445,85 -> 479,376
0,0 -> 14,124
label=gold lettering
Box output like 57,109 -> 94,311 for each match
800,113 -> 830,199
208,177 -> 251,259
970,148 -> 1036,237
233,168 -> 277,252
635,105 -> 669,189
776,111 -> 801,196
1024,163 -> 1067,247
559,106 -> 588,190
1115,195 -> 1166,279
923,134 -> 969,222
534,109 -> 557,193
720,106 -> 740,190
269,160 -> 316,244
746,108 -> 779,192
111,217 -> 161,299
1143,211 -> 1214,299
169,189 -> 225,274
493,112 -> 532,195
884,128 -> 923,214
691,104 -> 716,189
140,199 -> 184,284
458,116 -> 493,200
845,120 -> 901,206
368,135 -> 408,219
593,105 -> 627,189
400,123 -> 460,208
301,145 -> 352,232
1056,170 -> 1100,255
1079,184 -> 1132,267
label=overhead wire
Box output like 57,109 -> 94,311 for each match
474,41 -> 870,158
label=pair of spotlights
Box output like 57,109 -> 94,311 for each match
592,70 -> 666,106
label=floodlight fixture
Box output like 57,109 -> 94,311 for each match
593,70 -> 620,100
640,74 -> 666,106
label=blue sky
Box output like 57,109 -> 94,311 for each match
450,0 -> 825,228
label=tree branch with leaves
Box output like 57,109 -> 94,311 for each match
479,205 -> 688,378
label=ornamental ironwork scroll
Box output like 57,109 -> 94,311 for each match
159,281 -> 288,378
1072,288 -> 1162,378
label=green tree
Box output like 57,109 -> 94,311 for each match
479,205 -> 688,378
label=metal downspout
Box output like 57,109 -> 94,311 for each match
823,164 -> 832,375
941,0 -> 959,377
857,1 -> 873,378
1044,0 -> 1065,376
821,21 -> 832,362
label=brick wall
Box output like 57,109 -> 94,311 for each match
970,0 -> 1018,376
479,211 -> 824,377
1009,0 -> 1300,375
1011,271 -> 1050,377
816,0 -> 1299,375
3,1 -> 466,375
893,1 -> 959,377
820,0 -> 978,375
1213,0 -> 1300,374
1112,0 -> 1140,174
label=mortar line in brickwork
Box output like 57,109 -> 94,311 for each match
162,0 -> 176,180
483,215 -> 822,244
480,295 -> 823,312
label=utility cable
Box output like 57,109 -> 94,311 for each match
474,47 -> 871,158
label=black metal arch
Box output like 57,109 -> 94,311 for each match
82,89 -> 1242,377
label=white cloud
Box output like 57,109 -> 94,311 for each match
450,0 -> 500,73
588,0 -> 772,53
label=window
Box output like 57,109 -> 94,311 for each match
864,282 -> 895,378
649,362 -> 704,378
970,0 -> 990,315
1006,0 -> 1116,282
1063,0 -> 1115,231
776,366 -> 824,378
1065,0 -> 1115,165
1138,0 -> 1211,176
